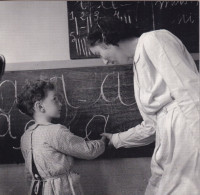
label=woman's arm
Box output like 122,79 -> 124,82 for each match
102,108 -> 156,149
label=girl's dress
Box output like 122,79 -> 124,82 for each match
110,30 -> 200,195
21,123 -> 105,195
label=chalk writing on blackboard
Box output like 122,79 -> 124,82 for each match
0,72 -> 137,150
0,80 -> 17,139
85,114 -> 109,140
67,1 -> 199,59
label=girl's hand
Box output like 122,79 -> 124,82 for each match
100,133 -> 113,140
100,136 -> 106,143
100,133 -> 114,146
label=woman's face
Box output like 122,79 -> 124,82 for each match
89,43 -> 132,65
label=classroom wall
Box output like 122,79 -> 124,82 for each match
0,1 -> 105,71
0,1 -> 69,64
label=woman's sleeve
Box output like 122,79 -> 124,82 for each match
110,30 -> 199,149
142,30 -> 200,145
142,30 -> 199,101
51,125 -> 105,160
110,107 -> 156,148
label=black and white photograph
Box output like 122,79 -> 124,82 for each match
0,1 -> 199,195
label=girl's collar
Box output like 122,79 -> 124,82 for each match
27,122 -> 53,131
35,122 -> 52,126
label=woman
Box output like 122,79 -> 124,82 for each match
87,17 -> 200,195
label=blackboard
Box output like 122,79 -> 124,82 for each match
0,65 -> 156,164
67,1 -> 199,59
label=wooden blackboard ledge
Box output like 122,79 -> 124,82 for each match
5,53 -> 199,72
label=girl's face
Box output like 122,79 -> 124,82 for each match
41,90 -> 62,119
89,43 -> 132,65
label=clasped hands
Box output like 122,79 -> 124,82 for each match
100,133 -> 113,146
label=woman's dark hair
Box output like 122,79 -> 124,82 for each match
87,17 -> 140,47
17,80 -> 55,117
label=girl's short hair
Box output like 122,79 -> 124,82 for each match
17,80 -> 55,117
87,17 -> 140,47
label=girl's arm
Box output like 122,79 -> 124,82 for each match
20,139 -> 33,185
51,125 -> 105,160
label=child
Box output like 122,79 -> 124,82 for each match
17,80 -> 106,195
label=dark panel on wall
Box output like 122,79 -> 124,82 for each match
67,1 -> 199,59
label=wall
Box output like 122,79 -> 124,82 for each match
0,1 -> 106,71
0,1 -> 69,64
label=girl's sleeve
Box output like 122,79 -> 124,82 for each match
51,125 -> 105,160
20,136 -> 33,183
110,107 -> 156,148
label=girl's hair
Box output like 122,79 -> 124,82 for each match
87,17 -> 140,47
17,80 -> 55,117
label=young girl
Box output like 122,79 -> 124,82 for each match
87,17 -> 200,195
17,80 -> 105,195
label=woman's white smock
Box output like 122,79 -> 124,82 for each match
110,30 -> 200,195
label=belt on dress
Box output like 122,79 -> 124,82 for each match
32,171 -> 78,195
